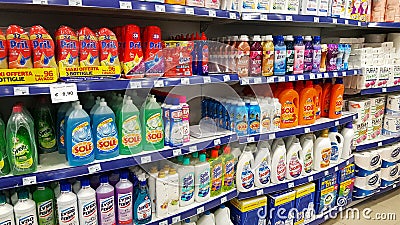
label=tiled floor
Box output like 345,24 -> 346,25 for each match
322,189 -> 400,225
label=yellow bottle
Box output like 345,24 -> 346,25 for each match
262,35 -> 274,76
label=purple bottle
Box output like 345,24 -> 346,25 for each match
249,35 -> 262,76
327,44 -> 338,71
312,36 -> 322,73
116,171 -> 133,225
304,36 -> 313,72
96,175 -> 116,225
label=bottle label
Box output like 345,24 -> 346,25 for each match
96,118 -> 118,154
277,157 -> 286,181
202,45 -> 209,74
198,169 -> 210,197
71,121 -> 94,159
257,157 -> 271,184
274,49 -> 286,73
262,49 -> 274,76
136,196 -> 151,221
181,172 -> 194,202
18,214 -> 36,225
323,93 -> 331,114
211,163 -> 223,192
294,48 -> 304,73
122,115 -> 141,148
37,119 -> 57,151
304,49 -> 313,71
59,119 -> 65,146
315,96 -> 321,117
303,97 -> 315,121
321,147 -> 332,168
312,49 -> 321,71
81,200 -> 97,225
11,127 -> 34,169
304,150 -> 313,173
273,110 -> 281,129
224,159 -> 235,187
170,108 -> 183,146
331,142 -> 339,161
59,206 -> 78,225
281,101 -> 296,125
118,193 -> 133,224
235,111 -> 248,136
38,199 -> 54,225
241,161 -> 254,189
286,49 -> 294,72
250,50 -> 262,76
261,111 -> 271,131
288,153 -> 302,178
249,109 -> 260,134
145,113 -> 163,144
237,50 -> 250,77
0,219 -> 13,225
99,196 -> 116,225
334,95 -> 343,116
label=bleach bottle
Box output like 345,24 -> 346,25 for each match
57,102 -> 71,154
15,189 -> 38,225
65,104 -> 94,166
286,138 -> 303,180
328,127 -> 344,164
133,174 -> 152,224
77,178 -> 98,225
254,141 -> 271,187
236,146 -> 254,192
178,157 -> 195,206
214,205 -> 233,225
194,154 -> 211,202
116,171 -> 133,225
197,211 -> 215,225
0,193 -> 14,225
141,95 -> 164,150
92,101 -> 119,160
271,139 -> 286,183
117,98 -> 142,155
57,183 -> 78,225
96,175 -> 116,225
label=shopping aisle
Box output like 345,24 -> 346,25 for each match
323,189 -> 400,225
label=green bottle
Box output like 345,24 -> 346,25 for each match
0,117 -> 10,176
33,185 -> 55,225
6,105 -> 38,175
35,97 -> 57,154
141,95 -> 164,150
209,149 -> 223,197
117,98 -> 142,155
222,146 -> 235,192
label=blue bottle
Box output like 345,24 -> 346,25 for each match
235,102 -> 248,136
65,104 -> 94,166
92,101 -> 119,160
274,35 -> 286,75
248,100 -> 261,134
201,97 -> 208,118
337,44 -> 345,71
192,33 -> 199,75
57,102 -> 71,154
169,98 -> 183,147
133,174 -> 152,224
217,99 -> 225,128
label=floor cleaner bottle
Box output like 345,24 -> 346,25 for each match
271,139 -> 286,183
141,95 -> 164,150
194,153 -> 211,202
0,193 -> 14,225
167,168 -> 179,213
15,189 -> 38,225
77,178 -> 97,225
341,123 -> 354,159
57,182 -> 78,225
33,185 -> 55,225
328,127 -> 344,164
313,129 -> 332,170
117,98 -> 142,155
133,173 -> 152,224
222,146 -> 235,192
209,149 -> 223,196
197,211 -> 215,225
96,175 -> 116,225
236,146 -> 254,192
254,141 -> 271,187
178,157 -> 195,206
35,97 -> 57,154
116,171 -> 133,225
0,117 -> 10,176
300,137 -> 314,175
214,205 -> 233,225
6,105 -> 38,175
286,138 -> 303,180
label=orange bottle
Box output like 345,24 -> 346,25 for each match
321,79 -> 333,117
278,82 -> 299,128
314,80 -> 323,119
299,81 -> 317,125
274,82 -> 286,98
329,78 -> 345,119
295,80 -> 305,93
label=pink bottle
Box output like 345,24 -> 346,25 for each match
249,35 -> 262,76
293,36 -> 305,74
96,175 -> 116,225
116,171 -> 133,225
179,96 -> 190,143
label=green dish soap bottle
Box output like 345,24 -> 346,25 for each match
0,117 -> 10,176
117,97 -> 142,155
141,95 -> 164,150
6,105 -> 38,175
222,146 -> 235,192
33,185 -> 55,225
209,149 -> 223,197
35,97 -> 57,154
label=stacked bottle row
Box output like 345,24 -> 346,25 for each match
209,35 -> 351,77
235,125 -> 354,192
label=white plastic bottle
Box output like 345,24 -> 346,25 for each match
341,123 -> 354,159
197,211 -> 215,225
14,189 -> 38,225
272,98 -> 281,130
300,137 -> 314,174
194,154 -> 211,202
284,136 -> 295,149
286,138 -> 303,180
236,146 -> 255,192
0,194 -> 14,225
183,219 -> 196,225
73,179 -> 81,194
167,168 -> 180,213
260,98 -> 271,133
230,142 -> 242,162
214,205 -> 233,225
271,139 -> 287,183
254,141 -> 271,187
178,157 -> 195,207
148,166 -> 158,213
328,127 -> 344,164
77,178 -> 97,225
57,183 -> 79,225
300,133 -> 316,146
313,129 -> 332,171
156,171 -> 169,218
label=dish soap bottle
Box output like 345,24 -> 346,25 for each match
33,185 -> 55,225
0,117 -> 10,176
117,98 -> 142,155
133,174 -> 152,224
141,95 -> 164,150
35,97 -> 57,154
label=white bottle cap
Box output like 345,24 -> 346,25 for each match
285,35 -> 294,41
253,35 -> 261,41
240,35 -> 249,41
238,102 -> 246,106
75,104 -> 83,110
265,35 -> 273,41
305,36 -> 312,41
250,100 -> 258,105
100,102 -> 107,106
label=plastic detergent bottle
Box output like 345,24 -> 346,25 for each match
92,101 -> 119,160
299,81 -> 317,125
285,35 -> 295,74
328,127 -> 344,164
313,80 -> 323,119
237,35 -> 250,77
312,36 -> 322,73
321,79 -> 333,117
236,146 -> 254,192
65,104 -> 94,166
34,98 -> 57,154
141,95 -> 164,150
303,36 -> 313,72
293,35 -> 305,74
167,168 -> 179,213
163,98 -> 171,146
33,185 -> 55,225
117,98 -> 142,155
273,35 -> 286,75
271,139 -> 286,183
155,171 -> 169,218
215,205 -> 233,225
57,102 -> 71,154
180,96 -> 190,143
295,80 -> 305,94
313,129 -> 331,170
133,174 -> 152,224
300,136 -> 314,174
249,35 -> 262,76
328,78 -> 345,119
248,100 -> 261,134
272,98 -> 281,130
169,98 -> 183,147
235,102 -> 248,136
77,178 -> 98,225
57,183 -> 78,225
178,157 -> 195,206
341,123 -> 354,159
254,141 -> 271,187
90,98 -> 102,121
197,211 -> 215,225
286,138 -> 303,180
96,175 -> 116,225
278,82 -> 299,128
6,105 -> 37,175
15,189 -> 38,225
194,153 -> 211,202
209,150 -> 223,197
319,44 -> 328,72
222,146 -> 235,192
116,171 -> 133,225
0,117 -> 10,176
337,44 -> 345,70
0,193 -> 14,225
262,35 -> 274,76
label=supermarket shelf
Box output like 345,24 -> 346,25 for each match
355,135 -> 400,152
352,181 -> 400,203
360,86 -> 400,95
0,132 -> 236,190
368,22 -> 400,28
237,156 -> 354,200
237,112 -> 357,144
0,74 -> 239,97
147,189 -> 238,225
239,69 -> 360,85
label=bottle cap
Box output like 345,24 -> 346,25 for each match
211,149 -> 219,158
345,123 -> 353,129
305,80 -> 313,87
81,178 -> 90,187
185,219 -> 191,223
158,171 -> 166,178
239,35 -> 249,41
205,211 -> 211,215
313,36 -> 321,41
201,32 -> 207,40
150,166 -> 158,173
179,96 -> 187,103
177,155 -> 184,163
100,175 -> 109,184
12,105 -> 22,113
253,35 -> 261,41
17,189 -> 29,199
304,36 -> 312,41
120,171 -> 129,180
264,35 -> 273,41
60,182 -> 71,192
192,152 -> 199,158
199,154 -> 207,162
250,100 -> 258,105
75,104 -> 83,110
169,168 -> 177,175
329,126 -> 338,132
336,78 -> 343,84
183,157 -> 191,165
321,129 -> 329,137
238,102 -> 245,106
223,146 -> 231,154
172,98 -> 180,105
0,194 -> 5,204
285,35 -> 293,41
220,204 -> 226,208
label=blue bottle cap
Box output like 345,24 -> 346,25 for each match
199,154 -> 207,162
172,98 -> 180,105
329,126 -> 338,132
204,211 -> 210,215
0,194 -> 5,204
336,78 -> 343,84
185,219 -> 191,223
60,182 -> 71,192
345,123 -> 353,128
220,204 -> 226,208
100,175 -> 109,184
17,189 -> 29,199
120,171 -> 129,180
81,178 -> 90,187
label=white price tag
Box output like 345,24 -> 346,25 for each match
333,18 -> 338,24
119,1 -> 132,9
378,142 -> 382,147
33,0 -> 48,4
358,21 -> 361,26
267,77 -> 274,83
68,0 -> 82,6
260,14 -> 268,20
335,166 -> 339,172
278,76 -> 285,82
317,73 -> 323,79
324,214 -> 329,220
22,176 -> 37,185
242,13 -> 251,20
324,171 -> 329,176
310,74 -> 316,79
141,156 -> 151,164
288,182 -> 294,188
285,15 -> 293,21
14,87 -> 29,96
288,76 -> 295,81
342,71 -> 347,76
304,127 -> 311,133
154,80 -> 164,87
354,70 -> 358,75
345,20 -> 349,24
324,73 -> 330,78
346,160 -> 350,165
254,77 -> 262,84
383,88 -> 387,92
181,78 -> 190,85
221,196 -> 228,203
173,149 -> 182,156
229,12 -> 237,19
314,17 -> 320,23
172,216 -> 181,224
159,221 -> 168,225
333,72 -> 338,77
155,4 -> 166,12
308,176 -> 313,182
203,76 -> 211,83
335,121 -> 340,126
130,81 -> 142,89
185,7 -> 195,15
298,75 -> 304,80
247,137 -> 255,143
393,184 -> 397,188
241,78 -> 249,85
189,145 -> 198,152
214,139 -> 221,145
197,206 -> 205,214
88,164 -> 102,174
208,9 -> 216,17
223,75 -> 230,81
353,115 -> 356,120
269,133 -> 275,139
256,189 -> 264,195
50,83 -> 78,103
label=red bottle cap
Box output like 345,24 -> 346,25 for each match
13,105 -> 22,113
211,149 -> 219,158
